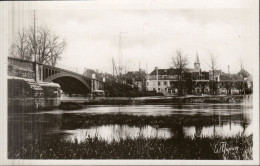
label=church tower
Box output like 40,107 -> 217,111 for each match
194,52 -> 200,71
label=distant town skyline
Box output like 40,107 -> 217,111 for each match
8,0 -> 258,75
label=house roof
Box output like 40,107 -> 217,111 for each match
149,68 -> 179,75
192,72 -> 209,80
247,75 -> 253,81
219,73 -> 243,81
237,69 -> 250,78
184,68 -> 195,73
149,67 -> 199,76
209,70 -> 222,75
150,67 -> 210,77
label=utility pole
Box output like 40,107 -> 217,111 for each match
146,61 -> 148,75
33,10 -> 37,82
118,33 -> 122,76
112,57 -> 118,79
112,58 -> 114,77
139,61 -> 140,76
125,61 -> 127,74
118,32 -> 127,76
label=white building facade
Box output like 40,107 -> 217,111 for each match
146,67 -> 178,95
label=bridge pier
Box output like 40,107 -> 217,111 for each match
8,57 -> 62,110
35,63 -> 43,82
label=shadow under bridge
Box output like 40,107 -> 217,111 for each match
43,65 -> 92,96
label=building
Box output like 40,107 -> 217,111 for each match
209,70 -> 221,82
146,53 -> 253,95
191,71 -> 210,95
189,54 -> 210,94
216,69 -> 252,95
194,52 -> 201,72
146,67 -> 179,94
83,68 -> 105,91
146,52 -> 253,96
247,75 -> 253,89
146,53 -> 208,95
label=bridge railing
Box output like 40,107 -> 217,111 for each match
55,63 -> 83,75
8,56 -> 105,82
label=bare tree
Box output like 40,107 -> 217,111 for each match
10,26 -> 66,66
10,29 -> 32,60
208,54 -> 218,95
172,50 -> 188,96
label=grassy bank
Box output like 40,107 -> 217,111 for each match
9,134 -> 252,160
59,95 -> 247,106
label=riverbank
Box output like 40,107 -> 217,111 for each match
9,134 -> 252,159
59,113 -> 246,130
59,95 -> 250,109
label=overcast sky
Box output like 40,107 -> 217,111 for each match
18,0 -> 258,75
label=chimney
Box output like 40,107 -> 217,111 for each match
228,65 -> 230,74
155,67 -> 158,92
155,67 -> 158,76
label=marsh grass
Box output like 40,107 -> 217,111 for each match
9,133 -> 252,160
60,113 -> 243,129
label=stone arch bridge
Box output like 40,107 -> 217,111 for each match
8,57 -> 105,95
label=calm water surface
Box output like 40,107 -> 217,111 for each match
8,101 -> 253,143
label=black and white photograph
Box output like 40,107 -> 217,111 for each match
0,0 -> 259,165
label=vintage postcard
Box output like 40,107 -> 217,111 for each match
0,0 -> 259,165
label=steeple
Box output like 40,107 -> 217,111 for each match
194,52 -> 200,71
195,52 -> 200,63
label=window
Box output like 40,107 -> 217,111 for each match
164,81 -> 167,86
158,81 -> 161,86
165,88 -> 167,91
158,88 -> 160,91
197,75 -> 205,80
147,82 -> 149,86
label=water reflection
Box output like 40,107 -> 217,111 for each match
183,123 -> 252,138
64,125 -> 172,142
8,103 -> 253,144
63,122 -> 253,142
59,102 -> 252,141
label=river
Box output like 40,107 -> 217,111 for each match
8,100 -> 253,145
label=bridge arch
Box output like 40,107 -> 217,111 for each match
44,72 -> 91,95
